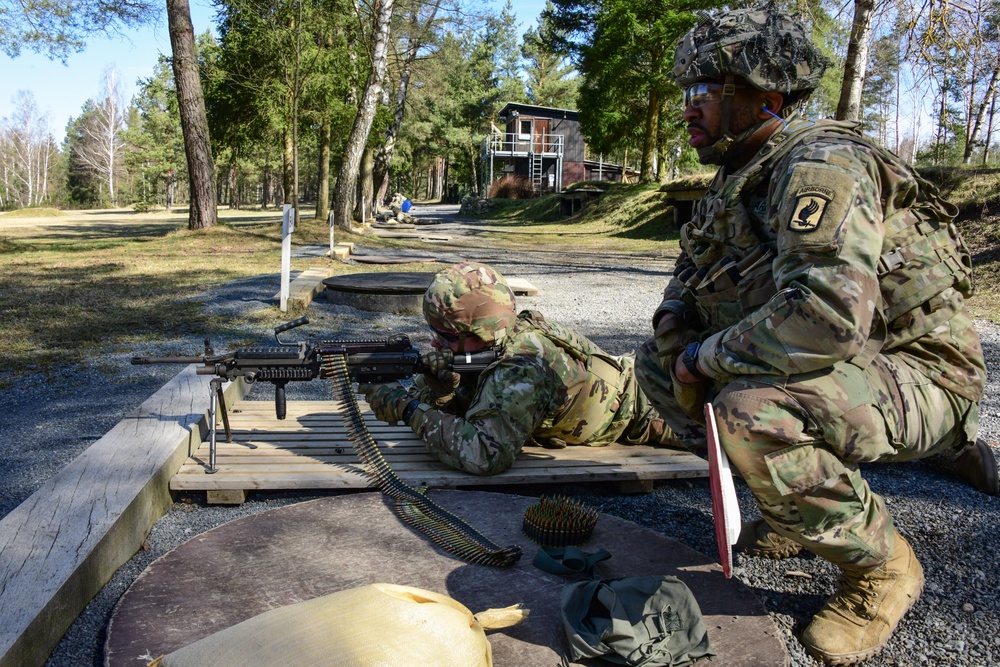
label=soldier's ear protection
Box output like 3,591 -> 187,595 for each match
761,104 -> 787,129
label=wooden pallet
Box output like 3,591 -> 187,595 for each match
171,400 -> 708,503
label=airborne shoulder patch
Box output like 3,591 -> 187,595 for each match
788,186 -> 835,232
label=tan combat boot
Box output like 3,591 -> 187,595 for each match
952,438 -> 999,496
734,519 -> 803,559
801,532 -> 924,665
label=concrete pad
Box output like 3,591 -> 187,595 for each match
105,491 -> 787,667
369,229 -> 453,242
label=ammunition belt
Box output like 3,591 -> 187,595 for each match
322,353 -> 522,567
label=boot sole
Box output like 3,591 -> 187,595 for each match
742,543 -> 803,559
804,577 -> 925,666
975,439 -> 999,496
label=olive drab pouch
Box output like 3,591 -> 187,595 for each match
691,245 -> 777,330
533,547 -> 713,667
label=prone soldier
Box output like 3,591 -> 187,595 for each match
359,261 -> 680,475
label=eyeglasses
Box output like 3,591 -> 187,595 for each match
683,82 -> 745,108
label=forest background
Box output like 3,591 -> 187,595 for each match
1,0 -> 999,230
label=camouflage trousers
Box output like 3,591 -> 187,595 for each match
636,338 -> 980,570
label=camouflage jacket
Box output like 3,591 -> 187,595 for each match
656,115 -> 985,402
409,310 -> 646,475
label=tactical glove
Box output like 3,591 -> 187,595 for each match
420,348 -> 454,374
418,349 -> 462,404
669,356 -> 707,424
653,312 -> 700,369
358,383 -> 413,424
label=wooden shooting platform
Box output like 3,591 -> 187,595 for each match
170,399 -> 708,504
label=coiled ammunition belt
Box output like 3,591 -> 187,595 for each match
322,353 -> 523,567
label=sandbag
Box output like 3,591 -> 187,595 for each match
148,583 -> 525,667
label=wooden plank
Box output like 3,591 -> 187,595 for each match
0,369 -> 250,667
170,462 -> 708,491
172,399 -> 708,497
270,267 -> 336,310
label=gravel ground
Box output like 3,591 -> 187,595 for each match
3,205 -> 998,667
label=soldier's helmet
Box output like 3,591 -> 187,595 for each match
423,261 -> 517,346
672,2 -> 830,95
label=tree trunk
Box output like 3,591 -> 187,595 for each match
965,64 -> 1000,164
836,0 -> 875,122
374,62 -> 411,200
261,164 -> 270,208
166,0 -> 217,230
639,86 -> 660,182
469,140 -> 479,197
355,145 -> 374,222
984,87 -> 998,165
431,156 -> 443,200
333,0 -> 394,229
315,113 -> 332,220
228,163 -> 240,209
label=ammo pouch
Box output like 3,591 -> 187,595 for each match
547,352 -> 628,445
515,311 -> 630,447
687,246 -> 778,330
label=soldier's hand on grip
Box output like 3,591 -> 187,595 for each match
358,382 -> 413,424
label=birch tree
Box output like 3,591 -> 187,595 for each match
333,0 -> 394,229
0,91 -> 58,208
372,0 -> 445,205
836,0 -> 876,122
72,66 -> 127,206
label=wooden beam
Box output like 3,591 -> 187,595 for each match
0,369 -> 249,667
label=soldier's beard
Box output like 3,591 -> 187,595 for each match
699,106 -> 777,167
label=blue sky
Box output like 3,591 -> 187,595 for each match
0,0 -> 547,143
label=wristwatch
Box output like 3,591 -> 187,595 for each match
680,342 -> 709,382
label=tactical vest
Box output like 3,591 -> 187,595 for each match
679,117 -> 973,345
500,310 -> 630,447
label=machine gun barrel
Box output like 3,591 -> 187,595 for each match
131,355 -> 211,365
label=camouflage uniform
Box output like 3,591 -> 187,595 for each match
636,115 -> 986,569
632,4 -> 988,573
402,262 -> 675,475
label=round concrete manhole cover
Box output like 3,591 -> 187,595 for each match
323,272 -> 436,293
104,491 -> 789,667
323,272 -> 436,313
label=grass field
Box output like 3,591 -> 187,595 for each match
1,179 -> 997,382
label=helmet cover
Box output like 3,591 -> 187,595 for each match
672,2 -> 830,94
423,262 -> 517,346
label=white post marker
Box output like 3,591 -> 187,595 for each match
327,211 -> 336,259
280,204 -> 293,312
705,402 -> 741,578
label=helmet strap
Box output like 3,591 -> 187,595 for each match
698,75 -> 790,166
456,332 -> 468,354
697,75 -> 737,165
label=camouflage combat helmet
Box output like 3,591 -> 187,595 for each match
673,2 -> 829,94
672,2 -> 831,164
423,261 -> 517,348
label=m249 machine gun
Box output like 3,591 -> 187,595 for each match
132,316 -> 498,472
